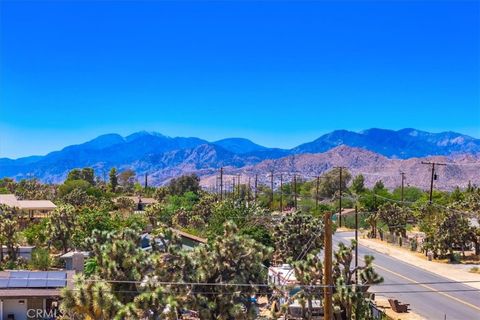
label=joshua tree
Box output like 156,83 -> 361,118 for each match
378,203 -> 410,239
189,222 -> 272,319
0,204 -> 20,262
333,241 -> 383,320
61,275 -> 123,320
273,213 -> 324,263
365,212 -> 378,238
85,228 -> 150,304
46,204 -> 77,253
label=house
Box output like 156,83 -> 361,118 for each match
125,196 -> 157,211
1,247 -> 35,262
0,195 -> 56,219
0,270 -> 74,320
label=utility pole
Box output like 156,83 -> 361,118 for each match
421,162 -> 446,203
324,210 -> 333,320
248,176 -> 251,203
232,177 -> 236,199
237,174 -> 241,199
335,167 -> 346,227
280,174 -> 283,212
144,173 -> 148,190
293,174 -> 298,210
270,170 -> 274,209
400,172 -> 406,206
254,174 -> 258,202
315,176 -> 320,210
355,205 -> 359,284
219,167 -> 224,200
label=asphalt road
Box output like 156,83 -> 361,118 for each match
334,231 -> 480,320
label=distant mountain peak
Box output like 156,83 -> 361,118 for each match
213,138 -> 267,154
1,128 -> 479,185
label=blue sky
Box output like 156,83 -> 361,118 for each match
1,0 -> 479,158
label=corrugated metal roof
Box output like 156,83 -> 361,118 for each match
0,194 -> 20,207
0,194 -> 56,210
17,200 -> 56,210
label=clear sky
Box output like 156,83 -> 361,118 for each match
1,0 -> 479,158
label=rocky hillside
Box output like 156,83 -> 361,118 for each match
1,129 -> 479,188
200,146 -> 480,191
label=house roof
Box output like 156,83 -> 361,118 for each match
0,194 -> 56,210
0,270 -> 74,295
172,228 -> 207,244
18,200 -> 57,210
0,194 -> 20,207
0,288 -> 62,298
125,196 -> 158,204
59,251 -> 91,259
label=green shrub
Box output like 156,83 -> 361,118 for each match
30,248 -> 51,270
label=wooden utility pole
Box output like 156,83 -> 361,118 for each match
324,211 -> 333,320
421,162 -> 446,203
335,167 -> 346,227
355,205 -> 359,284
315,176 -> 320,210
293,174 -> 298,210
270,170 -> 274,209
232,177 -> 236,199
254,174 -> 258,202
248,176 -> 251,203
220,167 -> 224,200
400,172 -> 406,206
280,174 -> 283,212
144,173 -> 148,190
237,174 -> 241,199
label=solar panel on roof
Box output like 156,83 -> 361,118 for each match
0,278 -> 8,288
9,271 -> 29,287
28,271 -> 48,288
46,271 -> 67,287
1,271 -> 67,288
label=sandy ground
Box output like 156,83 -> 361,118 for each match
375,296 -> 426,320
359,237 -> 480,290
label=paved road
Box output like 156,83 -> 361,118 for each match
334,231 -> 480,320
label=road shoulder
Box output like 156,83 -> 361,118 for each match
359,237 -> 480,290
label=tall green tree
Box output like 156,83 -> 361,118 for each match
119,169 -> 136,192
351,175 -> 366,194
109,168 -> 118,192
318,168 -> 352,198
82,167 -> 96,185
168,174 -> 201,196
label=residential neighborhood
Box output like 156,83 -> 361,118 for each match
1,0 -> 478,319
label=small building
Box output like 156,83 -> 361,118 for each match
126,196 -> 157,211
140,228 -> 207,252
1,247 -> 35,262
0,194 -> 56,219
0,270 -> 74,320
58,251 -> 90,272
268,264 -> 323,318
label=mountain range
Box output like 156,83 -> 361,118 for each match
1,128 -> 479,189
